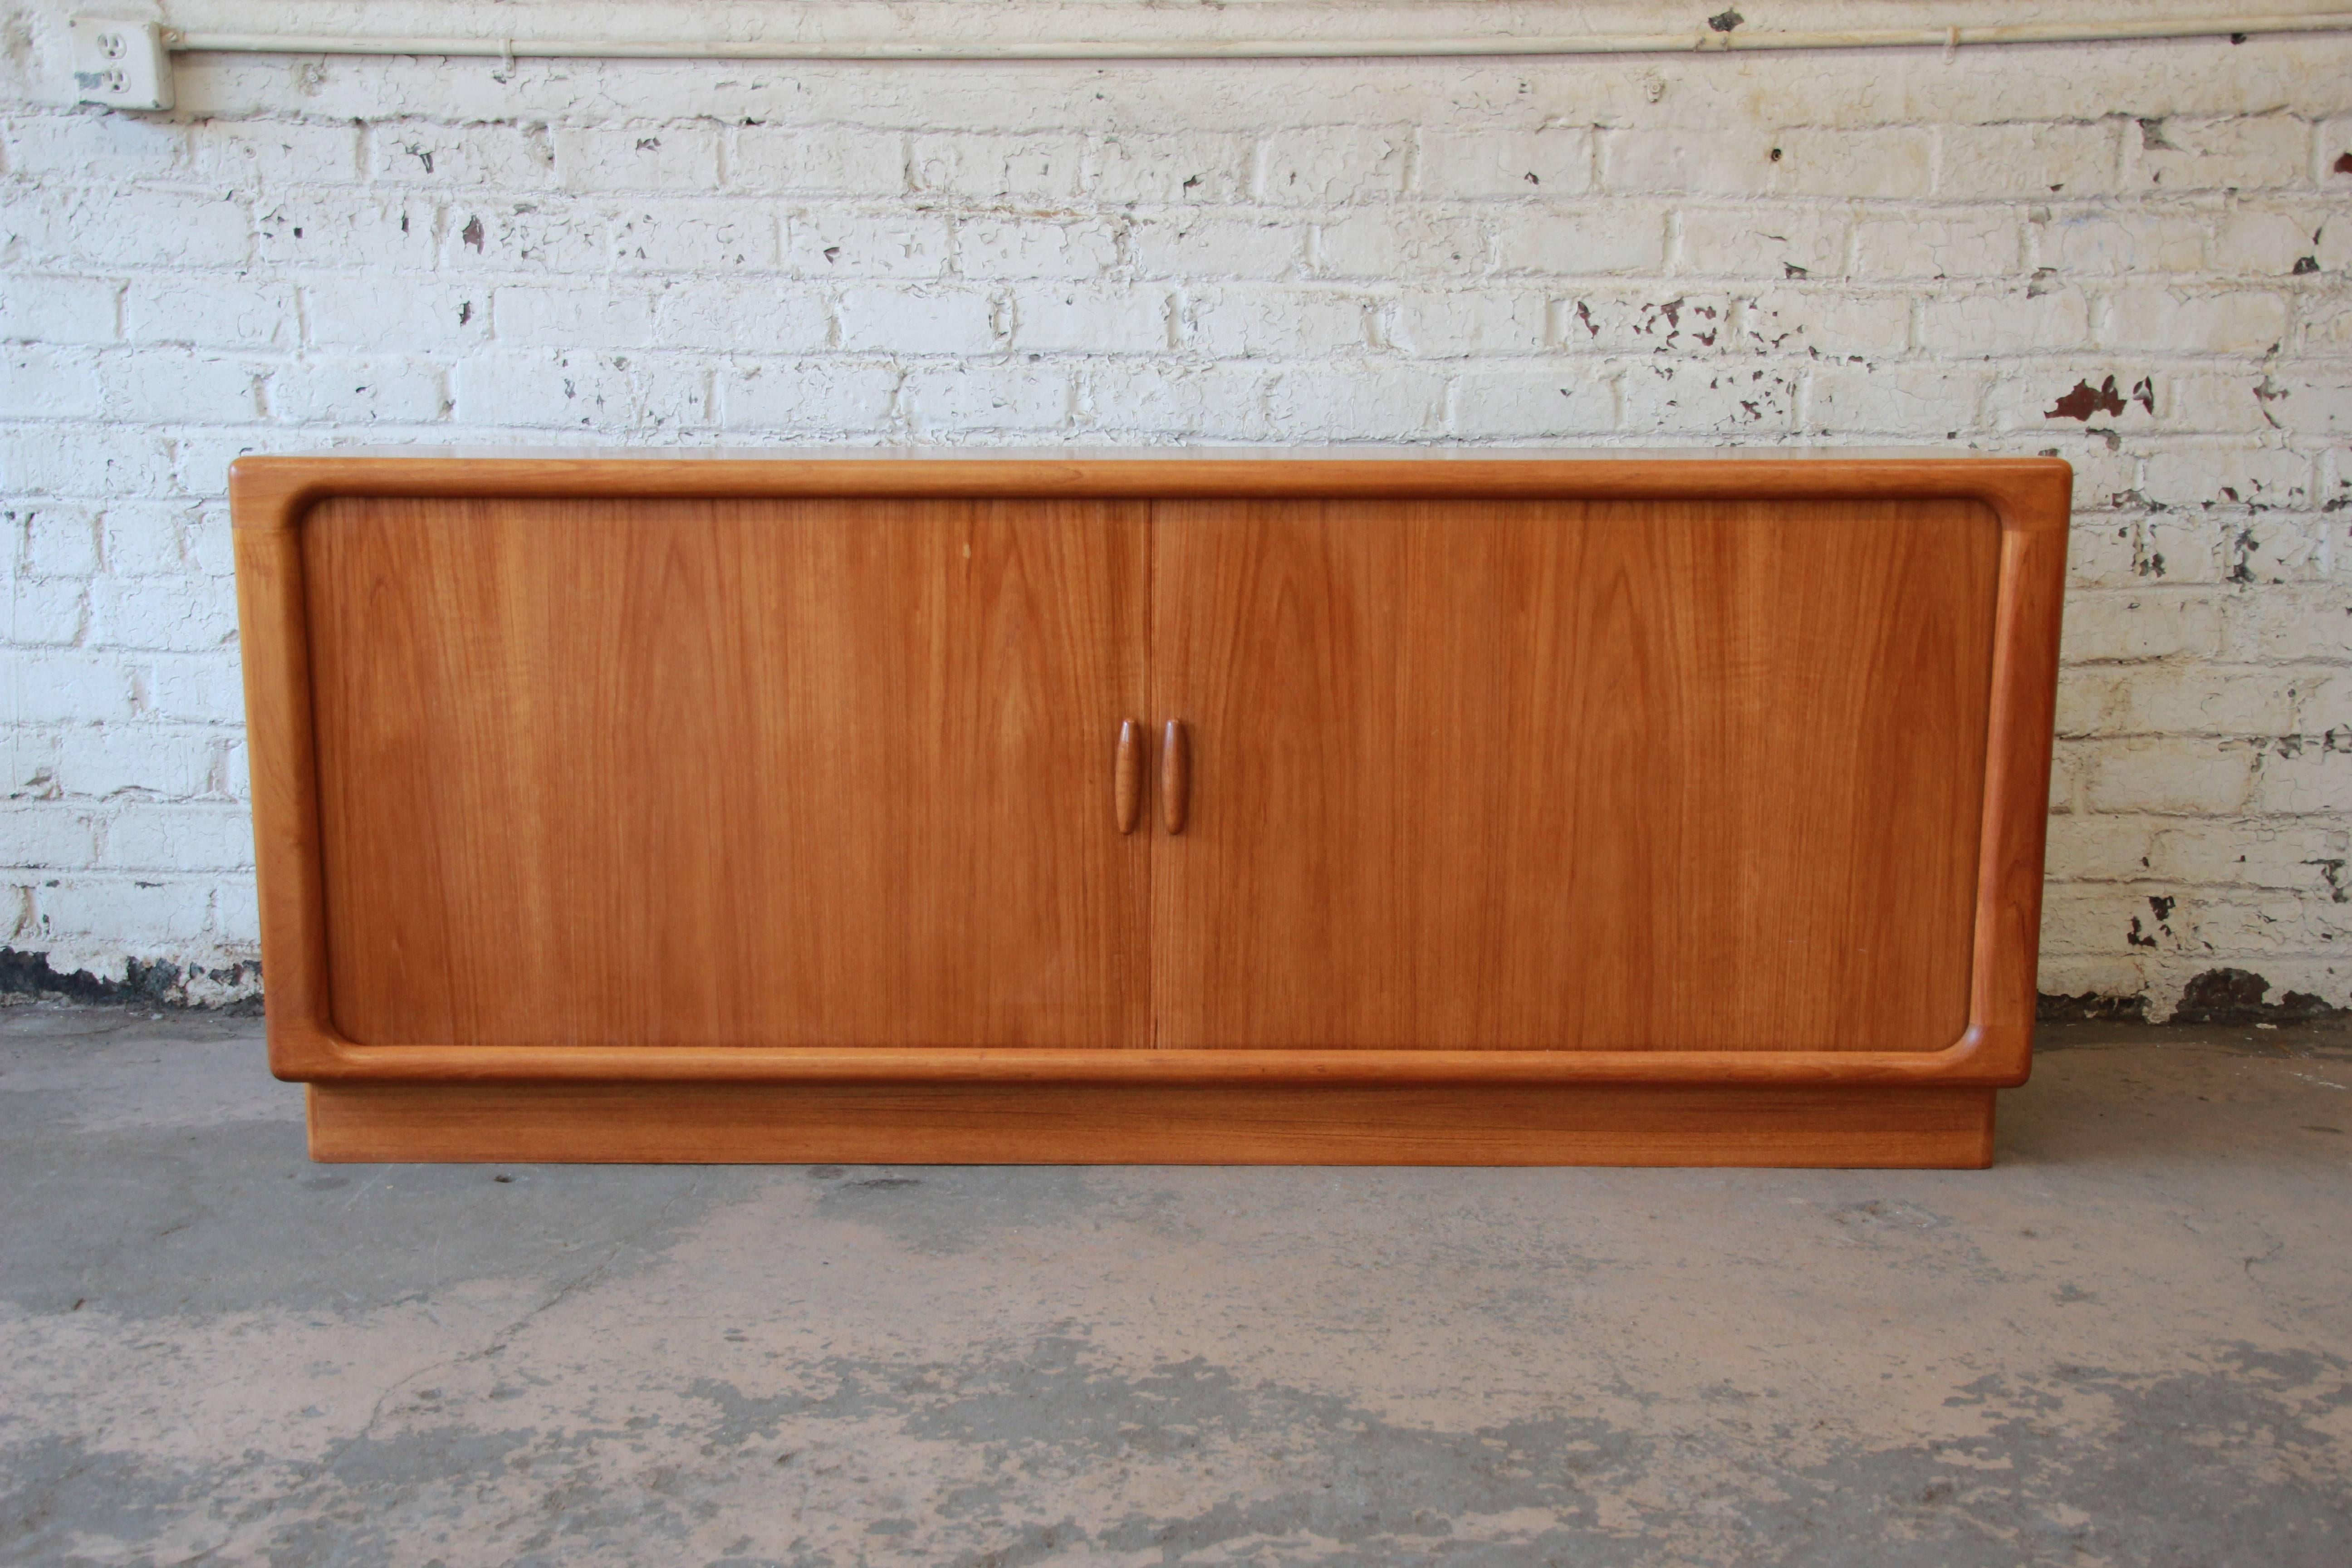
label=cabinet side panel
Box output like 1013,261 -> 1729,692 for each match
1152,496 -> 2001,1052
303,495 -> 1149,1049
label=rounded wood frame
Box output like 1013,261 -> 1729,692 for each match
232,451 -> 2070,1090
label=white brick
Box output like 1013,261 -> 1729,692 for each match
100,503 -> 200,577
903,363 -> 1073,433
41,724 -> 220,796
213,878 -> 261,945
441,201 -> 609,272
135,654 -> 246,724
1129,213 -> 1304,279
271,359 -> 449,424
2225,586 -> 2352,663
30,877 -> 212,944
2060,591 -> 2225,662
1315,210 -> 1487,279
122,277 -> 298,350
836,288 -> 999,355
653,283 -> 829,354
2031,210 -> 2208,275
1388,292 -> 1549,358
1738,289 -> 1907,356
452,351 -> 711,431
910,134 -> 1084,201
8,804 -> 98,870
1852,213 -> 2021,279
1257,127 -> 1409,205
1673,208 -> 1847,280
1604,127 -> 1927,199
2102,291 -> 2289,355
2259,372 -> 2352,436
1492,206 -> 1667,276
0,275 -> 120,345
1803,363 -> 1987,435
0,348 -> 101,419
782,208 -> 952,279
728,127 -> 905,195
304,278 -> 488,351
715,361 -> 900,431
97,804 -> 256,872
1558,293 -> 1731,356
2128,115 -> 2310,192
609,200 -> 779,273
1186,286 -> 1372,358
956,217 -> 1120,280
1450,367 -> 1617,439
12,576 -> 86,644
1416,128 -> 1593,198
554,125 -> 723,192
18,507 -> 100,577
2067,517 -> 2210,589
2250,745 -> 2352,816
88,576 -> 238,652
3,112 -> 182,179
1918,289 -> 2092,356
2042,814 -> 2158,882
2108,663 -> 2296,735
10,656 -> 134,725
1084,363 -> 1272,439
493,285 -> 659,348
370,120 -> 556,188
1009,286 -> 1171,354
0,188 -> 252,269
0,430 -> 177,499
95,351 -> 263,426
2303,298 -> 2352,354
1264,363 -> 1445,439
186,118 -> 363,184
1088,134 -> 1250,205
2138,446 -> 2313,512
2214,208 -> 2327,277
2149,820 -> 2349,888
1937,122 -> 2122,199
257,195 -> 436,269
2084,738 -> 2257,814
2158,372 -> 2281,435
1622,360 -> 1798,434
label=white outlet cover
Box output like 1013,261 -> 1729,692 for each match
69,17 -> 174,111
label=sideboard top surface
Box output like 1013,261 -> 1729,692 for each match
230,450 -> 2072,528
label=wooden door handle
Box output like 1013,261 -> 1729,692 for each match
1114,720 -> 1143,834
1161,720 -> 1189,835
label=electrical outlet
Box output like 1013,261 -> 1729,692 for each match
69,17 -> 173,111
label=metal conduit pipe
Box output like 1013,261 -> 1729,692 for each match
162,12 -> 2352,64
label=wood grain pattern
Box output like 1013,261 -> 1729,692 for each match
301,495 -> 1149,1049
308,1081 -> 1997,1167
1151,497 -> 2003,1052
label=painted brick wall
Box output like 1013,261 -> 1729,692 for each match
3,20 -> 2350,1014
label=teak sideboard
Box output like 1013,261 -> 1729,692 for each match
230,450 -> 2071,1167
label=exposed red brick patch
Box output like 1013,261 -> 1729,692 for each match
2046,376 -> 2127,420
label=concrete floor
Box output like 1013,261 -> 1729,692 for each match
1,1007 -> 2348,1568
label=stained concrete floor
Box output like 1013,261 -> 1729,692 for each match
1,1006 -> 2348,1568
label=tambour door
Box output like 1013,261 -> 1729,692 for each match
302,495 -> 1149,1049
1149,496 -> 2004,1052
